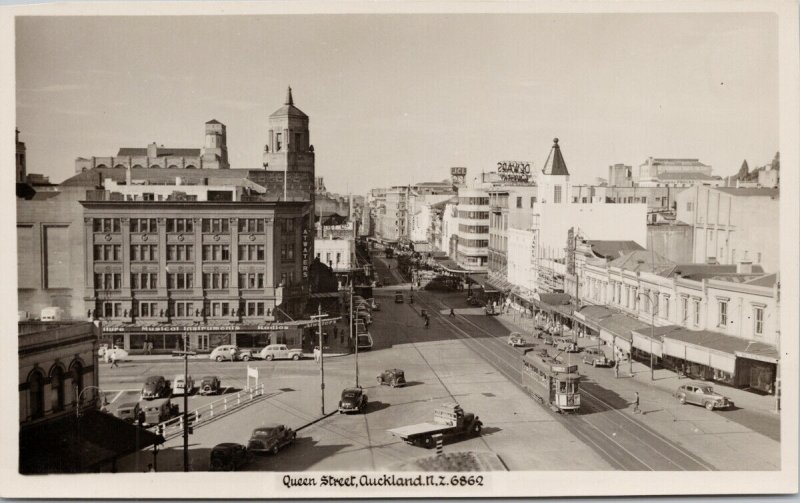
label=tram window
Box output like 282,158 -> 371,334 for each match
559,382 -> 567,393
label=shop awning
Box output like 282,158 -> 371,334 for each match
477,275 -> 512,293
20,410 -> 164,474
631,325 -> 682,358
412,242 -> 433,253
597,314 -> 650,353
434,258 -> 470,274
663,329 -> 779,372
572,305 -> 614,331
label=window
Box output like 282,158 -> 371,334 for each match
49,366 -> 65,412
167,245 -> 194,261
718,300 -> 728,327
663,297 -> 669,320
130,244 -> 158,261
202,218 -> 230,233
167,272 -> 194,289
754,306 -> 764,336
246,301 -> 266,317
28,371 -> 44,419
166,218 -> 194,233
175,302 -> 195,317
131,272 -> 158,290
203,245 -> 230,261
239,244 -> 265,261
210,301 -> 230,317
102,301 -> 123,318
554,185 -> 562,204
94,273 -> 122,290
136,301 -> 158,318
530,197 -> 536,206
681,297 -> 689,323
276,133 -> 282,151
202,272 -> 229,289
93,218 -> 121,233
693,299 -> 701,327
238,218 -> 265,233
280,218 -> 295,234
686,201 -> 693,212
516,196 -> 522,208
130,218 -> 158,233
281,243 -> 295,261
641,197 -> 647,204
238,272 -> 265,289
94,244 -> 122,261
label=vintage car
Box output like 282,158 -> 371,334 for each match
141,375 -> 170,400
209,345 -> 253,362
260,344 -> 303,361
173,374 -> 194,395
467,296 -> 482,307
484,304 -> 501,316
101,345 -> 129,363
376,369 -> 406,388
674,384 -> 734,410
199,376 -> 222,395
394,292 -> 404,303
543,335 -> 556,346
115,401 -> 140,423
367,298 -> 381,311
247,425 -> 296,454
338,386 -> 368,414
354,309 -> 372,325
555,339 -> 580,353
209,443 -> 253,471
138,397 -> 179,426
507,332 -> 525,347
582,347 -> 612,367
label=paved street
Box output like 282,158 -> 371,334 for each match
104,266 -> 779,472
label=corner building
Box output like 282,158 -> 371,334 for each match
77,88 -> 315,353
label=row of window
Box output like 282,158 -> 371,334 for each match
459,224 -> 489,234
458,197 -> 489,205
459,239 -> 489,248
458,211 -> 490,220
93,217 -> 297,235
96,244 -> 274,262
96,271 -> 268,290
99,300 -> 269,318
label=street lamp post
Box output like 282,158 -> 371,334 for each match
311,305 -> 329,415
172,334 -> 196,472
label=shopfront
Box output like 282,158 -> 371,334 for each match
734,353 -> 777,394
662,329 -> 749,386
630,325 -> 681,367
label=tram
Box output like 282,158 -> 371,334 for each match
521,349 -> 581,413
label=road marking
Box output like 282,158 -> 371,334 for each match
109,390 -> 125,404
103,388 -> 141,393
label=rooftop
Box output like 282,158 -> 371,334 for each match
655,172 -> 720,181
586,240 -> 645,260
117,147 -> 201,157
713,187 -> 780,197
541,138 -> 570,176
608,250 -> 675,276
270,86 -> 308,119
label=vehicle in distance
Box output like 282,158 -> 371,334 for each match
507,332 -> 525,347
209,345 -> 252,362
582,347 -> 612,367
484,304 -> 501,316
210,443 -> 253,471
139,397 -> 179,426
247,425 -> 296,454
394,292 -> 404,303
367,298 -> 381,311
100,345 -> 129,362
173,374 -> 194,395
356,333 -> 374,351
198,376 -> 222,395
387,403 -> 482,448
115,401 -> 140,423
377,368 -> 406,387
141,375 -> 170,400
338,386 -> 368,413
260,344 -> 303,361
674,384 -> 734,410
556,339 -> 579,353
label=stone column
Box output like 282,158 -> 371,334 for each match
230,218 -> 239,293
193,218 -> 203,299
265,217 -> 275,290
121,218 -> 131,292
84,217 -> 95,290
157,218 -> 167,292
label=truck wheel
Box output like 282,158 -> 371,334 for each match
266,355 -> 274,361
472,423 -> 482,435
271,445 -> 279,455
292,354 -> 300,361
422,436 -> 433,449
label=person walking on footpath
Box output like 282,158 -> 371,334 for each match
632,392 -> 641,414
110,351 -> 119,369
614,359 -> 620,379
449,307 -> 456,318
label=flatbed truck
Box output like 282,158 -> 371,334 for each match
387,403 -> 482,448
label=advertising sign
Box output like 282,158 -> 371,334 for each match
497,161 -> 532,182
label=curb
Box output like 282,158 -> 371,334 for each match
119,351 -> 354,365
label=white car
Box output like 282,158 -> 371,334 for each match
173,374 -> 194,395
260,344 -> 303,361
102,346 -> 129,362
507,332 -> 525,347
367,298 -> 381,311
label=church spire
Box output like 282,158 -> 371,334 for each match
285,86 -> 294,106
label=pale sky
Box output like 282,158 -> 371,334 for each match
16,13 -> 778,194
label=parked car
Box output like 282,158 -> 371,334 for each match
209,345 -> 252,362
394,292 -> 404,303
377,369 -> 406,387
507,332 -> 525,347
210,443 -> 253,471
543,336 -> 556,346
485,304 -> 501,316
115,401 -> 140,423
674,384 -> 734,410
367,298 -> 381,311
247,425 -> 296,454
354,310 -> 372,325
338,386 -> 368,413
173,374 -> 194,395
138,397 -> 179,426
582,347 -> 612,367
141,375 -> 170,400
260,344 -> 303,361
556,339 -> 579,353
199,375 -> 222,395
101,345 -> 129,363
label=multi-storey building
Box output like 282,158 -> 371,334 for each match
676,185 -> 779,272
487,184 -> 537,285
635,157 -> 716,186
455,186 -> 490,271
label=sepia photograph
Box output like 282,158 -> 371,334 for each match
1,0 -> 798,499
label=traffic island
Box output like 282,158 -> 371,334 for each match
392,451 -> 507,472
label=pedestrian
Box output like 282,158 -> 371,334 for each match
110,352 -> 118,369
424,317 -> 430,329
633,392 -> 641,414
614,359 -> 619,378
313,346 -> 320,363
146,463 -> 155,473
449,307 -> 456,318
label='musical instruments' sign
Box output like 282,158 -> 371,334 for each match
497,161 -> 531,182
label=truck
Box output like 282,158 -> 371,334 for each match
386,403 -> 482,448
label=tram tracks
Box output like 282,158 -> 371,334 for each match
414,292 -> 714,471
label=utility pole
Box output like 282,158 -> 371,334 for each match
172,334 -> 196,472
311,305 -> 329,415
351,272 -> 359,387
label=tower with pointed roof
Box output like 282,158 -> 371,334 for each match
538,138 -> 571,204
201,119 -> 229,169
263,86 -> 315,175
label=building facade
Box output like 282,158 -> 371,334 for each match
455,187 -> 490,271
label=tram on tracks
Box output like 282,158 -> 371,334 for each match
521,349 -> 581,413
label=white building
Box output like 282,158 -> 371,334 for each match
455,186 -> 490,271
635,157 -> 714,186
314,238 -> 355,272
676,186 -> 779,272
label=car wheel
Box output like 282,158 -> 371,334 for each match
215,356 -> 223,362
472,422 -> 482,435
678,395 -> 686,404
241,355 -> 250,362
705,401 -> 715,411
266,355 -> 274,361
292,354 -> 300,361
271,445 -> 279,455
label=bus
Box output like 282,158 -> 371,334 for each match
521,350 -> 581,413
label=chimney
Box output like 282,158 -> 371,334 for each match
737,260 -> 753,274
176,176 -> 182,186
705,256 -> 717,265
147,142 -> 158,158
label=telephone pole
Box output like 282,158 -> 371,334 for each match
172,333 -> 196,472
311,305 -> 329,415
